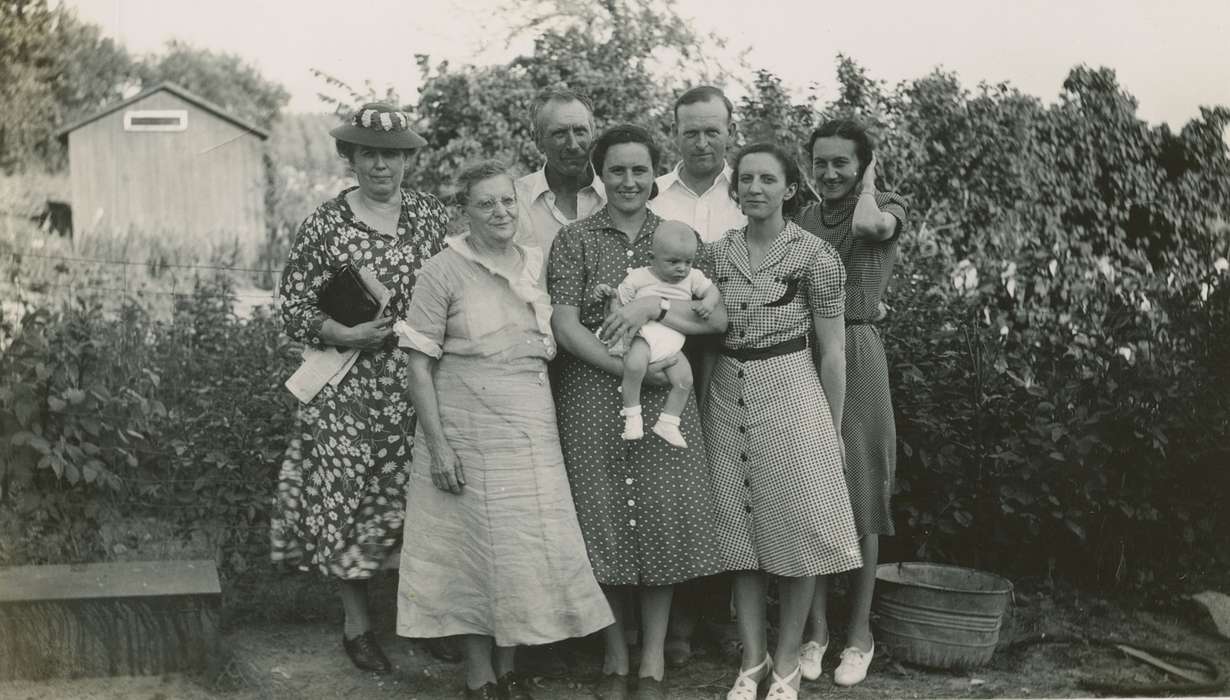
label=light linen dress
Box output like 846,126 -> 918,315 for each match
395,236 -> 612,646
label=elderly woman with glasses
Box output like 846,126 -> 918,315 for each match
396,161 -> 613,699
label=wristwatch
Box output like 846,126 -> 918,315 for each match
657,298 -> 671,321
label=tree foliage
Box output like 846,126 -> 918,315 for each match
138,40 -> 290,128
0,3 -> 290,174
0,0 -> 137,172
402,0 -> 740,195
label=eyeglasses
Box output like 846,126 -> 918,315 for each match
470,196 -> 517,215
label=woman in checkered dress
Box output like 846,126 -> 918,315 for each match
793,119 -> 909,688
700,143 -> 862,700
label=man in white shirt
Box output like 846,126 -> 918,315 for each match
514,87 -> 607,259
650,86 -> 746,243
655,85 -> 745,670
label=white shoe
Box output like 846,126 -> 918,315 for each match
833,643 -> 873,687
621,408 -> 643,440
765,665 -> 801,700
651,420 -> 687,448
798,638 -> 827,681
726,654 -> 771,700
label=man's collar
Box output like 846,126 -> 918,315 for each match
660,161 -> 733,195
525,164 -> 600,201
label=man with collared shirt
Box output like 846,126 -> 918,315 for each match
514,87 -> 606,259
650,85 -> 746,243
652,85 -> 745,670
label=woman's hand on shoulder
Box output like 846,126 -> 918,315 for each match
860,155 -> 878,196
429,441 -> 465,494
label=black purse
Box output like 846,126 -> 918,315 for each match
319,264 -> 381,327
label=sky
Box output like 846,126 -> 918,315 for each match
64,0 -> 1230,129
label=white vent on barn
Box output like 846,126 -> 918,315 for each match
123,109 -> 188,132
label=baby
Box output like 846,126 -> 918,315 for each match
593,220 -> 720,448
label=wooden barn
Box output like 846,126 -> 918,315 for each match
56,82 -> 269,261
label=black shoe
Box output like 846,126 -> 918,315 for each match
342,631 -> 392,674
664,637 -> 693,668
498,672 -> 535,699
631,677 -> 667,700
465,681 -> 501,699
594,673 -> 630,700
423,636 -> 463,663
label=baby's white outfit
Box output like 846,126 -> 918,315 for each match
616,267 -> 713,362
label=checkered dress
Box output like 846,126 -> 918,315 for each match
795,193 -> 908,536
700,222 -> 863,577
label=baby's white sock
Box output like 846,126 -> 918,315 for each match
621,405 -> 643,440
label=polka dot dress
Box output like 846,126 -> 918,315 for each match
270,187 -> 448,580
795,193 -> 908,537
701,222 -> 863,577
547,207 -> 721,587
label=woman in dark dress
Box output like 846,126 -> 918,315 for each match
794,119 -> 909,687
547,124 -> 727,700
271,102 -> 448,673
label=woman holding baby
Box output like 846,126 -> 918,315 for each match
547,123 -> 727,700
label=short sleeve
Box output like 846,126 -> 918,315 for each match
396,258 -> 452,359
278,208 -> 332,345
547,224 -> 586,306
805,244 -> 846,319
688,268 -> 713,296
617,279 -> 637,306
877,192 -> 909,240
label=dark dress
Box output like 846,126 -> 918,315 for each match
271,187 -> 448,579
547,207 -> 721,587
795,192 -> 908,536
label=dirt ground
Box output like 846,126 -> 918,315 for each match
1,581 -> 1226,700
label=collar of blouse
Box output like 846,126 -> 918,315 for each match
448,235 -> 553,336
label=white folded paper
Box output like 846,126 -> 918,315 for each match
284,268 -> 392,404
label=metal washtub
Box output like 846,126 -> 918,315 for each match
873,562 -> 1013,670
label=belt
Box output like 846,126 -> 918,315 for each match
719,335 -> 809,362
845,318 -> 878,327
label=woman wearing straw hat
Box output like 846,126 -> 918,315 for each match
271,102 -> 450,673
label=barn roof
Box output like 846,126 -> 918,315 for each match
55,82 -> 270,141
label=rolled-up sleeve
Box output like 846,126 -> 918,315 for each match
397,259 -> 451,359
279,210 -> 332,345
878,192 -> 909,240
547,224 -> 586,306
805,246 -> 846,319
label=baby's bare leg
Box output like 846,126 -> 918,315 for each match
661,354 -> 694,418
622,338 -> 651,409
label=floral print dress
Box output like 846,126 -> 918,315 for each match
270,186 -> 448,580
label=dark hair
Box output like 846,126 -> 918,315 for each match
729,142 -> 805,217
454,160 -> 512,205
529,86 -> 595,140
334,140 -> 413,164
673,85 -> 734,121
807,118 -> 875,174
591,124 -> 663,199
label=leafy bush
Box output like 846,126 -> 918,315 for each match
0,272 -> 297,583
885,224 -> 1229,594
